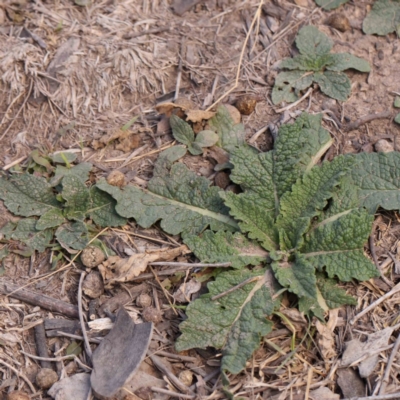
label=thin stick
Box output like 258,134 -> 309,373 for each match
112,229 -> 174,246
2,155 -> 27,171
149,261 -> 231,267
211,276 -> 261,301
205,0 -> 264,111
379,332 -> 400,395
0,80 -> 33,141
0,359 -> 37,394
122,142 -> 175,167
20,350 -> 75,362
350,282 -> 400,325
78,272 -> 92,359
275,88 -> 313,113
345,111 -> 393,132
149,266 -> 177,315
56,331 -> 102,344
304,368 -> 313,400
150,387 -> 195,399
248,125 -> 269,145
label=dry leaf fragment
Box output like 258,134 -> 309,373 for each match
309,386 -> 340,400
280,308 -> 308,334
98,245 -> 190,288
48,373 -> 91,400
185,110 -> 216,123
336,368 -> 365,398
340,326 -> 395,377
173,279 -> 201,303
315,309 -> 338,360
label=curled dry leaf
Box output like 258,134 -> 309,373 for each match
185,110 -> 216,123
235,95 -> 259,116
173,279 -> 202,303
315,309 -> 338,360
340,326 -> 395,377
92,129 -> 140,151
98,245 -> 190,288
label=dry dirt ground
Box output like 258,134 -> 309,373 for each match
1,0 -> 400,399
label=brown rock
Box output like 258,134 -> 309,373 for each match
214,171 -> 230,189
83,271 -> 104,299
136,293 -> 152,308
235,95 -> 259,115
81,246 -> 106,268
107,170 -> 126,187
142,307 -> 162,323
325,13 -> 350,32
36,368 -> 58,389
375,139 -> 394,153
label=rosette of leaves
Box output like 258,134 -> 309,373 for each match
272,26 -> 370,104
169,106 -> 246,154
363,0 -> 400,35
0,154 -> 125,254
97,112 -> 382,378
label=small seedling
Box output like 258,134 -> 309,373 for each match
272,26 -> 370,104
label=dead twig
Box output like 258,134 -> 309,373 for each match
0,359 -> 37,394
344,111 -> 393,132
151,386 -> 195,399
20,350 -> 75,363
275,88 -> 313,113
350,282 -> 400,325
149,261 -> 231,268
150,354 -> 194,395
78,272 -> 92,360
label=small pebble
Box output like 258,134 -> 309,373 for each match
325,13 -> 350,32
81,246 -> 105,268
215,171 -> 230,189
142,307 -> 163,323
83,271 -> 104,299
375,139 -> 393,153
235,95 -> 259,116
136,293 -> 152,308
106,170 -> 126,187
36,368 -> 58,389
178,370 -> 193,386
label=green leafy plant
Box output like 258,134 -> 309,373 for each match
272,26 -> 370,104
363,0 -> 400,35
315,0 -> 349,10
170,114 -> 220,155
96,111 -> 400,379
0,154 -> 125,254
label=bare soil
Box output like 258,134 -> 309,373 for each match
1,0 -> 400,399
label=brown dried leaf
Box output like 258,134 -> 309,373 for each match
155,102 -> 184,117
340,326 -> 394,377
309,387 -> 340,400
98,245 -> 190,288
315,309 -> 338,360
173,279 -> 202,303
185,110 -> 216,123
